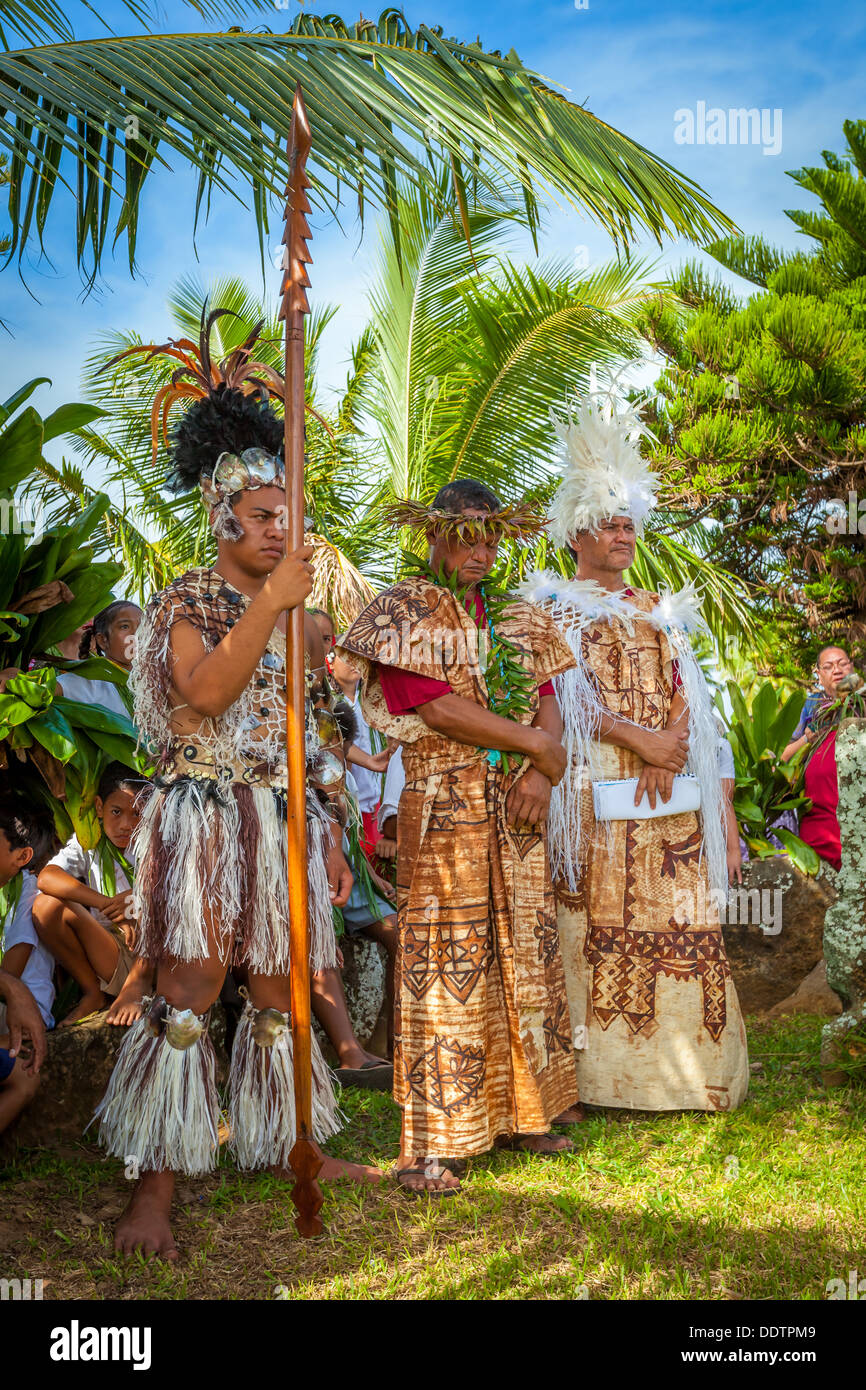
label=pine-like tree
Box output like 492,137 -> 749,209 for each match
641,119 -> 866,677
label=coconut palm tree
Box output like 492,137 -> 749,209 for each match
28,181 -> 756,646
0,4 -> 735,287
366,176 -> 660,503
362,180 -> 757,648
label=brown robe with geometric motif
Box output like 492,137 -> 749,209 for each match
546,587 -> 749,1112
339,577 -> 579,1156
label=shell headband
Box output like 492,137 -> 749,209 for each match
200,448 -> 286,540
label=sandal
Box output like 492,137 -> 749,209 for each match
394,1164 -> 462,1196
334,1060 -> 393,1090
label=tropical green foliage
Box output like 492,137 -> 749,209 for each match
366,178 -> 660,502
0,381 -> 143,851
0,7 -> 733,286
27,182 -> 756,645
640,118 -> 866,680
718,679 -> 820,875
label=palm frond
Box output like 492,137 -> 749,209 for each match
308,533 -> 377,631
1,10 -> 735,283
628,528 -> 759,653
367,179 -> 519,497
0,0 -> 274,49
432,256 -> 665,496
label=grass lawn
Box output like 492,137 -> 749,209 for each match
2,1014 -> 863,1300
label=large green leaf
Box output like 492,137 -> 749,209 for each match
0,692 -> 38,726
41,402 -> 107,444
27,704 -> 77,763
767,688 -> 806,750
53,655 -> 128,686
0,405 -> 45,490
773,826 -> 822,876
55,492 -> 111,563
54,696 -> 135,740
751,681 -> 778,751
25,560 -> 122,654
0,11 -> 734,283
84,732 -> 139,767
732,795 -> 764,824
4,666 -> 56,707
0,377 -> 51,426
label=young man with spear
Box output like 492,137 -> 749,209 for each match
91,345 -> 383,1256
93,95 -> 380,1255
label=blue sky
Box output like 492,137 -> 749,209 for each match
2,0 -> 865,447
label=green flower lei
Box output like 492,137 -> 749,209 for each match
403,551 -> 536,773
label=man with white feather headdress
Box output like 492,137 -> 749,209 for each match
520,383 -> 749,1113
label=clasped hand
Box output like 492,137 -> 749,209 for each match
506,766 -> 553,831
634,726 -> 689,810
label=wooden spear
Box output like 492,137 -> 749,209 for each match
279,82 -> 324,1238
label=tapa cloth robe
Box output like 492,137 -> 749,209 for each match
338,577 -> 579,1156
545,586 -> 749,1113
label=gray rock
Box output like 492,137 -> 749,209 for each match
766,958 -> 842,1019
722,856 -> 836,1014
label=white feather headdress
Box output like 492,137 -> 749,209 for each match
548,377 -> 660,547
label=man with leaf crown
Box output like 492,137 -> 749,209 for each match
520,384 -> 749,1114
338,479 -> 580,1194
93,310 -> 379,1261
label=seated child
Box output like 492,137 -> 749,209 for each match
34,762 -> 151,1027
334,772 -> 399,1063
0,799 -> 58,1134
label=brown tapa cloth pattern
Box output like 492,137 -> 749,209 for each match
545,587 -> 749,1112
340,577 -> 579,1155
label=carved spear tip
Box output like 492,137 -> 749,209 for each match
291,82 -> 312,146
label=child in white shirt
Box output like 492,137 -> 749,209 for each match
34,762 -> 151,1026
0,800 -> 58,1134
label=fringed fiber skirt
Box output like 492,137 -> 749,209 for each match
132,776 -> 337,974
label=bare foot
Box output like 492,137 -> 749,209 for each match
395,1158 -> 461,1195
58,989 -> 107,1027
502,1132 -> 574,1154
269,1158 -> 384,1185
319,1156 -> 385,1184
336,1047 -> 390,1070
106,988 -> 145,1027
553,1105 -> 585,1124
114,1171 -> 178,1261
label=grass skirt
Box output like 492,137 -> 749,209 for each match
132,777 -> 337,974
